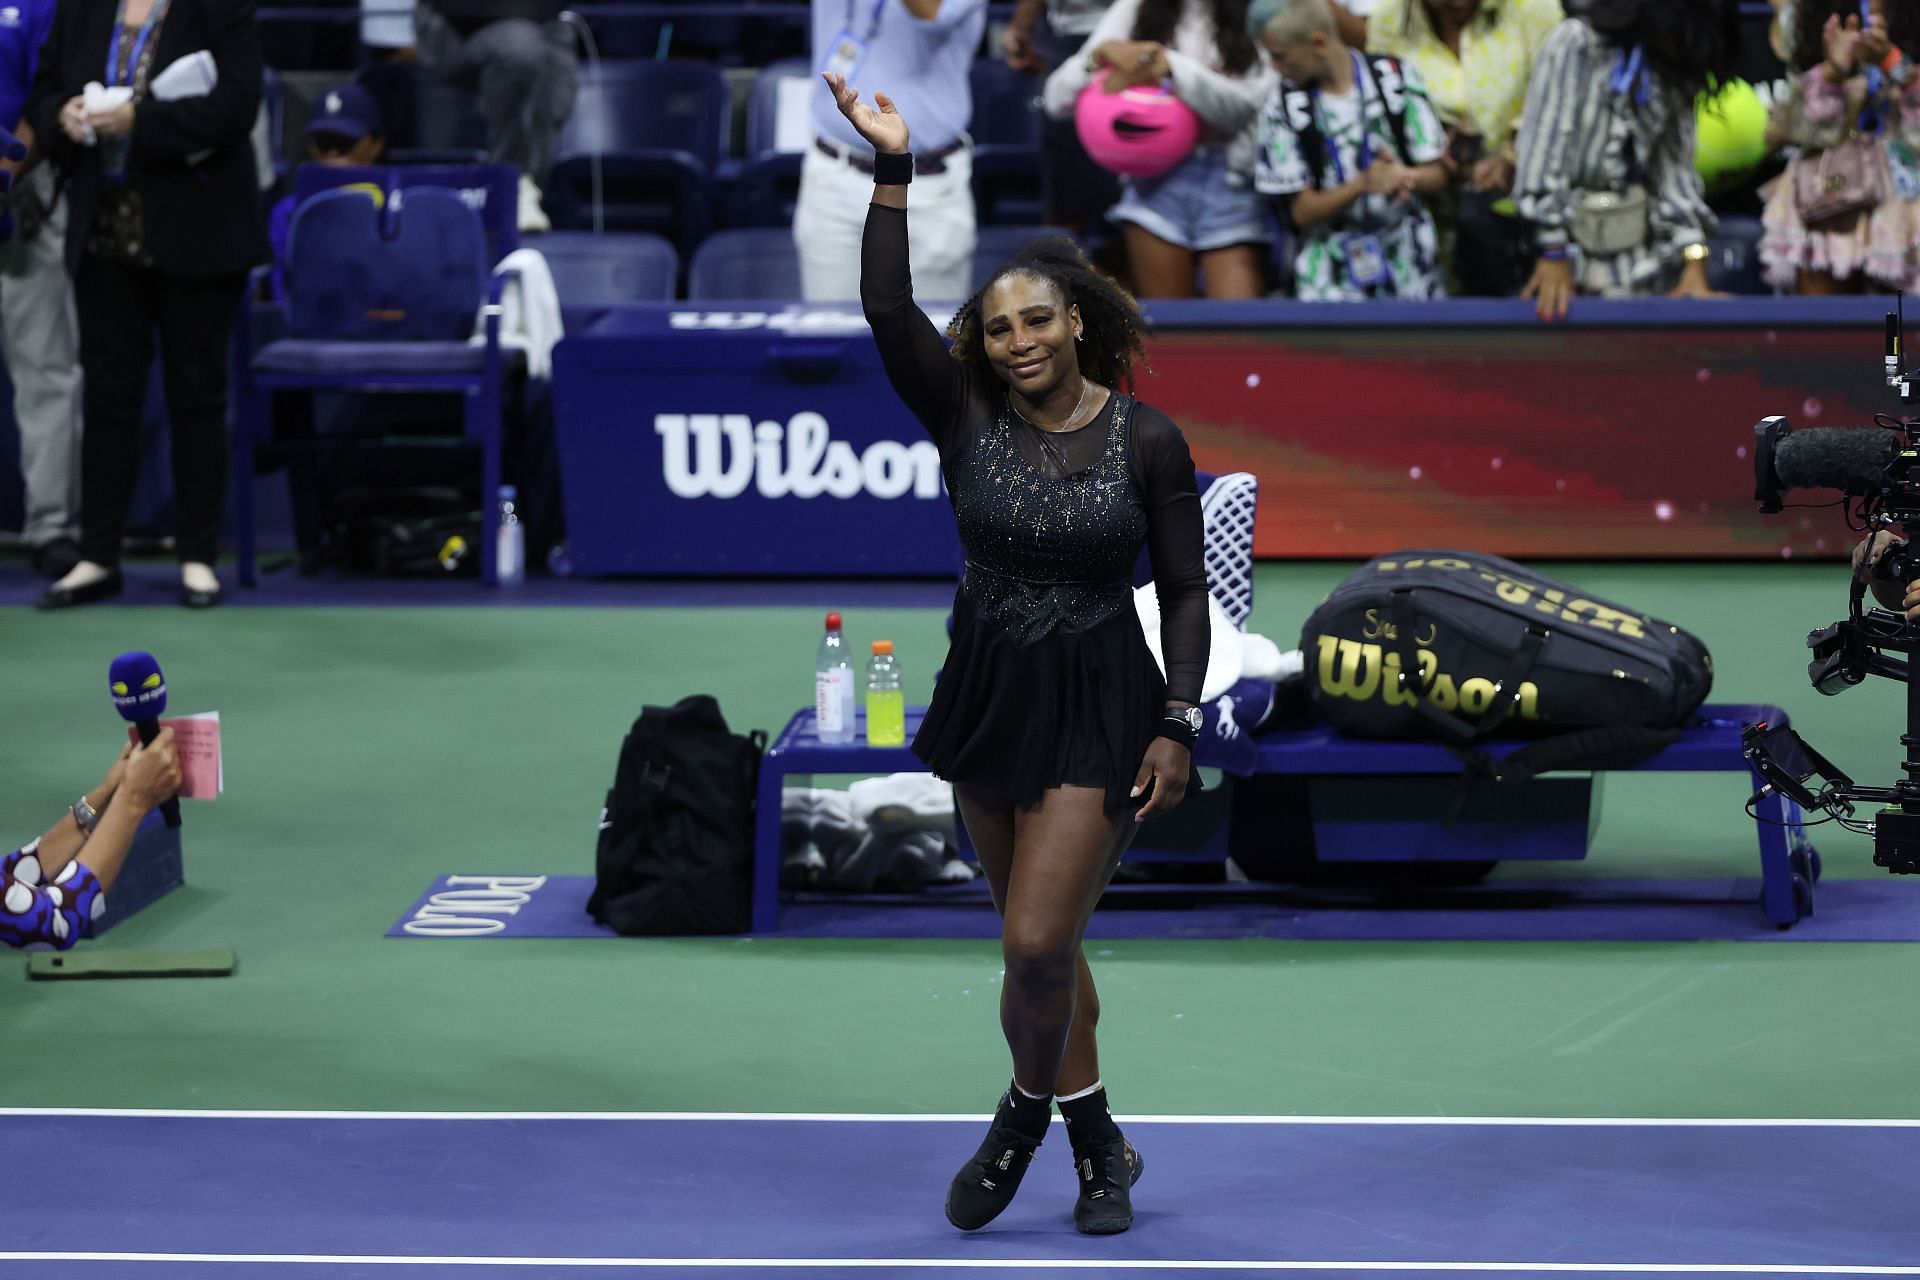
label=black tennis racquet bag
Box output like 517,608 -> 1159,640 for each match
1299,551 -> 1713,780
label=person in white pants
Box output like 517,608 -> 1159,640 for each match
794,0 -> 986,303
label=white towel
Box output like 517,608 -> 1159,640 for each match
475,247 -> 564,380
1133,584 -> 1294,699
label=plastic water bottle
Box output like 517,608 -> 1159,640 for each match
496,486 -> 524,585
866,640 -> 905,747
815,612 -> 855,744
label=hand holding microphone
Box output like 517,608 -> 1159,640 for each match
109,650 -> 181,828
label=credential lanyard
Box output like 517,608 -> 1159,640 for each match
1610,43 -> 1647,105
106,0 -> 170,88
845,0 -> 887,41
1309,51 -> 1374,185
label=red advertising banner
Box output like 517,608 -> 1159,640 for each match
1135,313 -> 1891,561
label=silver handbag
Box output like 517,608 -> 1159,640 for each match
1572,184 -> 1650,257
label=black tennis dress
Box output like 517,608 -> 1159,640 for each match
860,204 -> 1210,811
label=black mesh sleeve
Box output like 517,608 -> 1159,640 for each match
860,202 -> 967,456
1133,404 -> 1209,707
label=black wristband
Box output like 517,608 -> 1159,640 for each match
1156,717 -> 1198,751
872,150 -> 914,186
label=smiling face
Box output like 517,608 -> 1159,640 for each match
980,272 -> 1084,402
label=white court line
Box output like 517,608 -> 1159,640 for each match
2,1255 -> 1919,1275
3,1109 -> 1920,1127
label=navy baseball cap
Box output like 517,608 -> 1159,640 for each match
307,83 -> 383,140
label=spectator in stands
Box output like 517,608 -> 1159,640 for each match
2,731 -> 180,951
413,0 -> 577,233
1250,0 -> 1450,300
796,0 -> 987,303
1044,1 -> 1278,298
0,0 -> 82,581
267,83 -> 389,296
1760,0 -> 1920,296
1359,0 -> 1560,295
1003,1 -> 1122,246
27,0 -> 268,610
1512,0 -> 1741,320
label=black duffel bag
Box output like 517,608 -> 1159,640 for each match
588,695 -> 767,935
1299,551 -> 1713,779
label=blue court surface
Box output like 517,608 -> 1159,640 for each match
3,1112 -> 1917,1278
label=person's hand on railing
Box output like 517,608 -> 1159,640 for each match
1522,255 -> 1574,322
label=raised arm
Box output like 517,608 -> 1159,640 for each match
827,71 -> 968,451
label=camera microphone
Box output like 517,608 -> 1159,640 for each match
1754,417 -> 1900,512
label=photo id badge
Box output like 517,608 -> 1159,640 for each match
1340,233 -> 1390,290
821,29 -> 868,83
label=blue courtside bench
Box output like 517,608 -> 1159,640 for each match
750,701 -> 1819,934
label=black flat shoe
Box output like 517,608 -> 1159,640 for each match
1072,1136 -> 1144,1235
35,568 -> 123,611
181,581 -> 224,609
945,1097 -> 1046,1231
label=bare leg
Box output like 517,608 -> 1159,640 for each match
1001,785 -> 1139,1095
1198,244 -> 1266,299
1123,224 -> 1197,299
1797,267 -> 1863,296
956,784 -> 1135,1096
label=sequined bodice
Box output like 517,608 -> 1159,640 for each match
952,394 -> 1147,644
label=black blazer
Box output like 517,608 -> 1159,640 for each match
26,0 -> 268,277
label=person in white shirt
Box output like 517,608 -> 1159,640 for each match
1044,0 -> 1279,298
794,0 -> 987,302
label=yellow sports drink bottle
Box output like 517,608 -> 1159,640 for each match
866,640 -> 905,747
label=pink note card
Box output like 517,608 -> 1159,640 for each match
127,712 -> 222,800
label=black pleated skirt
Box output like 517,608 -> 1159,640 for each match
912,590 -> 1168,812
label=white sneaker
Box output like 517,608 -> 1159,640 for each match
517,174 -> 551,233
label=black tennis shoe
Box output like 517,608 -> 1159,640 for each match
1072,1135 -> 1144,1235
944,1108 -> 1045,1231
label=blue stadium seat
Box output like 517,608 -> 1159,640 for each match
545,60 -> 730,251
687,227 -> 803,300
235,186 -> 522,587
968,59 -> 1046,226
972,225 -> 1066,291
728,56 -> 811,228
529,230 -> 681,325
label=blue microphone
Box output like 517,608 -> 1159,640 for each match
109,651 -> 180,829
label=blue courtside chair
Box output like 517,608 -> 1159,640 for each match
294,162 -> 520,265
233,185 -> 521,587
545,60 -> 730,250
686,227 -> 803,300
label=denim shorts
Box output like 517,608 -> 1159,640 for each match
1107,147 -> 1268,252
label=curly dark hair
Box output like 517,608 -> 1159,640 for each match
1790,0 -> 1920,72
1583,0 -> 1742,103
1134,0 -> 1260,76
945,237 -> 1152,394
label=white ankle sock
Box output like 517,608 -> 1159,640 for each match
1056,1081 -> 1104,1103
53,560 -> 111,591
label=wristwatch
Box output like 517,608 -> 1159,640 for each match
71,795 -> 99,834
1161,706 -> 1204,748
1681,242 -> 1710,265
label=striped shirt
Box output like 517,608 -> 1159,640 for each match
1513,17 -> 1716,293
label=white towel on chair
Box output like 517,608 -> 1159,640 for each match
475,248 -> 564,380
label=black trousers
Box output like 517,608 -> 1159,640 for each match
76,254 -> 246,567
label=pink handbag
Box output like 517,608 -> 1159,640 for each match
1796,135 -> 1888,226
